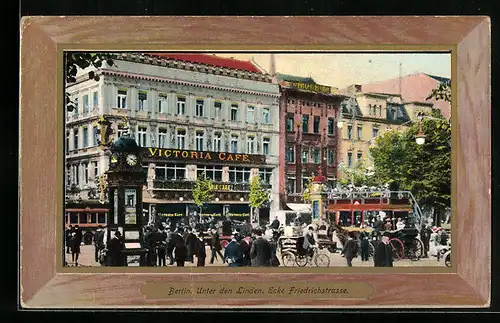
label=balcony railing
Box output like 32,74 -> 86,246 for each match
151,180 -> 271,192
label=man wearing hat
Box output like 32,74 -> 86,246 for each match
374,232 -> 393,267
224,232 -> 244,267
250,229 -> 272,267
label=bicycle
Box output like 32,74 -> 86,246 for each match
294,245 -> 331,267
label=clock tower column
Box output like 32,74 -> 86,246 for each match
105,133 -> 148,266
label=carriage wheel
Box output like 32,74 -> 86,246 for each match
445,253 -> 451,267
315,254 -> 330,267
369,242 -> 375,258
295,254 -> 308,267
389,238 -> 404,260
409,239 -> 424,261
281,251 -> 296,267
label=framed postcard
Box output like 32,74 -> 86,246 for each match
19,16 -> 491,308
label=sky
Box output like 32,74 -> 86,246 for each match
214,53 -> 451,89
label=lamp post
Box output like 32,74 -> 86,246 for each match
415,112 -> 426,145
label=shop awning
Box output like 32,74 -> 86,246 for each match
286,203 -> 311,213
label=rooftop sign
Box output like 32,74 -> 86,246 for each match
281,80 -> 332,94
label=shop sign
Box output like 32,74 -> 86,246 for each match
281,81 -> 331,94
156,204 -> 186,217
142,148 -> 266,165
229,205 -> 251,217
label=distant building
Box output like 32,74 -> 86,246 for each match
338,83 -> 436,170
358,73 -> 451,119
65,53 -> 280,228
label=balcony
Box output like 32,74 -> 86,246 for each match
151,180 -> 271,192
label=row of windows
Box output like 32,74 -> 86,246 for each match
346,125 -> 379,140
286,115 -> 336,135
71,91 -> 99,117
368,104 -> 383,116
346,152 -> 363,167
286,146 -> 335,165
136,127 -> 271,155
68,161 -> 99,186
286,99 -> 335,109
66,127 -> 99,151
285,177 -> 336,193
66,213 -> 106,225
115,89 -> 273,123
154,164 -> 273,184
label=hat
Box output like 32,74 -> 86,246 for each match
382,232 -> 391,237
431,226 -> 438,232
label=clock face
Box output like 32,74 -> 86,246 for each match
126,154 -> 138,166
110,153 -> 118,164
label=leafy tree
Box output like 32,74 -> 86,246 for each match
65,52 -> 115,111
426,80 -> 451,104
369,112 -> 451,224
249,176 -> 269,224
193,172 -> 214,219
337,158 -> 380,187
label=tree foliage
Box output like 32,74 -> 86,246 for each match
369,112 -> 451,212
249,176 -> 269,208
337,158 -> 380,187
426,80 -> 451,104
65,52 -> 115,111
193,172 -> 214,214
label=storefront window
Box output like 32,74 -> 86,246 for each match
155,163 -> 186,180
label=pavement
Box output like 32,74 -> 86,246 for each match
66,245 -> 446,268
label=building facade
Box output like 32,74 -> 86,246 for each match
65,53 -> 280,228
275,73 -> 346,205
337,84 -> 436,172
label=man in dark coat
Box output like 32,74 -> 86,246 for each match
69,232 -> 80,266
65,225 -> 73,253
374,232 -> 393,267
209,228 -> 224,264
74,225 -> 83,245
239,234 -> 252,266
420,225 -> 431,258
224,233 -> 245,267
174,237 -> 187,267
195,233 -> 207,267
146,227 -> 159,266
222,218 -> 232,237
107,231 -> 125,266
373,216 -> 384,233
359,231 -> 370,261
156,228 -> 168,266
342,233 -> 359,267
250,229 -> 272,267
185,227 -> 197,263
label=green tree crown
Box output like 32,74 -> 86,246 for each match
249,176 -> 269,208
193,172 -> 214,208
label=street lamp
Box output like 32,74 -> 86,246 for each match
179,197 -> 184,202
215,197 -> 219,202
415,112 -> 426,145
240,197 -> 244,202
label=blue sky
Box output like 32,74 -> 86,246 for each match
216,53 -> 451,89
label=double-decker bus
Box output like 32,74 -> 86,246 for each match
326,189 -> 424,231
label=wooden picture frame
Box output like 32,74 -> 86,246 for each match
19,16 -> 491,308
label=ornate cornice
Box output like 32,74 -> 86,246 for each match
100,69 -> 279,98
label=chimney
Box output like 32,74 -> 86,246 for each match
269,54 -> 278,84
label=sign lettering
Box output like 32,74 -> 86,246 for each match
282,81 -> 332,94
142,148 -> 266,164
